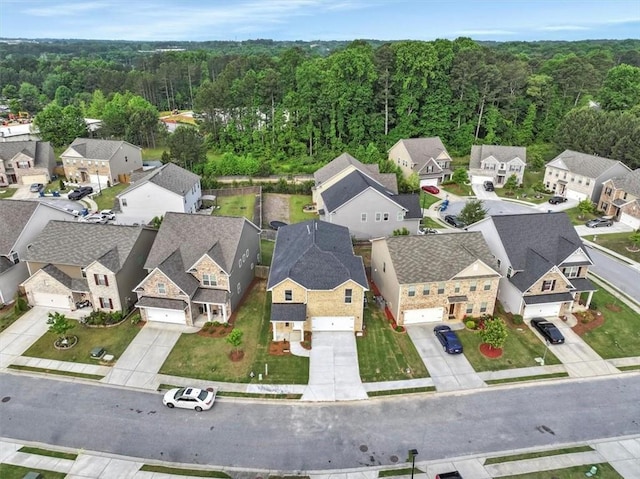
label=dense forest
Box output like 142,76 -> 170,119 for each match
1,37 -> 639,183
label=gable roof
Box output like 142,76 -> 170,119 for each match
546,149 -> 629,179
0,199 -> 39,254
267,220 -> 367,291
0,140 -> 54,170
469,145 -> 526,168
392,137 -> 449,171
607,169 -> 640,198
23,221 -> 148,272
39,264 -> 89,292
382,232 -> 498,284
314,152 -> 398,193
321,169 -> 398,212
62,138 -> 138,161
118,162 -> 200,197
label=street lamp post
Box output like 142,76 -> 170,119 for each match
96,168 -> 101,196
409,448 -> 419,479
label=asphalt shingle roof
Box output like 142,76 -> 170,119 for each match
267,220 -> 368,291
546,149 -> 627,179
118,162 -> 200,197
609,169 -> 640,198
0,141 -> 55,171
0,199 -> 38,254
63,138 -> 133,161
384,232 -> 498,284
314,152 -> 398,193
394,137 -> 449,172
469,145 -> 526,168
40,264 -> 89,292
321,169 -> 397,212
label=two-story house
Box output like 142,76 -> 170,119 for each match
267,220 -> 368,341
469,145 -> 526,188
468,212 -> 596,318
370,232 -> 500,325
388,137 -> 453,187
0,141 -> 56,187
597,169 -> 640,230
115,162 -> 202,225
544,150 -> 631,202
21,222 -> 156,311
61,138 -> 143,187
134,213 -> 261,326
0,200 -> 75,304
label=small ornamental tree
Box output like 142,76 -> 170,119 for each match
577,199 -> 595,219
47,312 -> 75,341
629,230 -> 640,252
226,328 -> 243,353
504,174 -> 519,193
452,168 -> 469,185
478,317 -> 508,350
459,199 -> 488,226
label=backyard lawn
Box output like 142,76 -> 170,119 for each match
261,239 -> 275,266
289,194 -> 318,223
212,194 -> 256,220
93,182 -> 130,210
583,232 -> 640,262
357,299 -> 429,382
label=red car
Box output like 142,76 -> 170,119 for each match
421,185 -> 440,194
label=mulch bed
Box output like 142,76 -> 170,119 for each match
572,310 -> 605,336
269,341 -> 291,356
229,350 -> 244,361
198,323 -> 233,338
479,343 -> 503,358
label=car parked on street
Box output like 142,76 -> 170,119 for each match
30,183 -> 44,193
421,185 -> 440,194
99,209 -> 116,221
483,181 -> 495,191
434,325 -> 463,354
585,217 -> 613,228
548,196 -> 567,205
530,317 -> 565,344
68,186 -> 94,200
163,386 -> 217,411
444,214 -> 466,228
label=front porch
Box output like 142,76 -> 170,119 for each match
192,288 -> 229,326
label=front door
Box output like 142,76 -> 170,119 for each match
448,303 -> 455,317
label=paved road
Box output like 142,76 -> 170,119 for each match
2,373 -> 639,470
586,246 -> 640,301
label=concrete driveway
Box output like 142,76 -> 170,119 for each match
471,183 -> 499,200
302,331 -> 367,401
406,324 -> 486,392
575,222 -> 634,236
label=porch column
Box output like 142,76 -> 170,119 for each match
206,303 -> 212,322
221,303 -> 228,323
584,291 -> 594,309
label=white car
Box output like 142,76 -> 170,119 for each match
163,387 -> 216,411
78,213 -> 108,224
99,209 -> 116,221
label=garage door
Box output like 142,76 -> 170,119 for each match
403,307 -> 444,324
420,179 -> 438,187
524,303 -> 561,319
21,174 -> 48,185
620,212 -> 640,230
32,292 -> 69,309
311,316 -> 354,331
565,189 -> 587,201
145,307 -> 185,324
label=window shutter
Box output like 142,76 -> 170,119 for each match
108,298 -> 113,309
94,274 -> 99,284
104,275 -> 109,287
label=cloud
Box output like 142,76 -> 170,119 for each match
539,25 -> 590,32
24,1 -> 112,17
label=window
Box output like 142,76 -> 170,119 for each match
396,211 -> 404,221
345,288 -> 353,303
601,202 -> 608,211
157,283 -> 166,294
17,161 -> 30,169
422,284 -> 430,295
454,282 -> 461,293
99,297 -> 113,309
542,279 -> 556,292
408,286 -> 415,297
507,266 -> 513,278
586,179 -> 590,186
604,187 -> 612,196
121,198 -> 128,207
284,290 -> 292,301
480,302 -> 488,313
94,274 -> 109,286
383,213 -> 389,221
202,274 -> 217,286
237,283 -> 241,294
469,281 -> 477,292
437,282 -> 445,294
375,212 -> 382,222
483,280 -> 491,291
361,213 -> 367,222
382,262 -> 386,273
10,251 -> 19,264
466,303 -> 474,314
562,266 -> 580,278
497,259 -> 501,268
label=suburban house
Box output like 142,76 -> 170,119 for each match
267,220 -> 368,341
468,145 -> 526,188
60,138 -> 143,187
133,213 -> 261,326
544,150 -> 631,202
21,222 -> 156,312
115,162 -> 202,225
597,169 -> 640,230
0,123 -> 40,143
388,137 -> 453,187
0,141 -> 56,186
370,232 -> 500,325
467,212 -> 597,319
0,200 -> 75,304
312,153 -> 421,239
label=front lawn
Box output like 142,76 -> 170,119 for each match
289,194 -> 318,223
499,463 -> 622,479
0,464 -> 66,479
357,299 -> 429,382
23,316 -> 142,364
0,187 -> 17,199
419,192 -> 440,209
583,233 -> 640,263
0,305 -> 28,333
93,182 -> 130,211
212,194 -> 255,220
160,281 -> 309,384
421,217 -> 443,229
562,206 -> 599,226
580,288 -> 640,358
441,182 -> 473,196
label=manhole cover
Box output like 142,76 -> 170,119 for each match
390,455 -> 399,463
360,445 -> 368,452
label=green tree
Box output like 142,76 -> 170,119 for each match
18,82 -> 41,113
478,317 -> 508,350
627,230 -> 640,252
34,103 -> 87,147
458,199 -> 487,226
598,64 -> 640,111
47,312 -> 75,341
504,174 -> 519,192
226,328 -> 243,353
452,168 -> 468,185
577,199 -> 595,219
167,126 -> 207,171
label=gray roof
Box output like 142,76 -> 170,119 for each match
608,169 -> 640,198
0,199 -> 38,254
0,256 -> 14,274
314,152 -> 398,193
469,145 -> 526,168
546,149 -> 627,179
23,221 -> 148,272
136,296 -> 187,310
0,140 -> 55,172
267,220 -> 368,290
394,137 -> 449,171
383,232 -> 498,284
40,264 -> 89,292
271,303 -> 307,322
118,162 -> 200,197
393,194 -> 422,219
193,288 -> 228,304
63,138 -> 136,161
490,212 -> 590,291
522,292 -> 574,305
321,169 -> 397,212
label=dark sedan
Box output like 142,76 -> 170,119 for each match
531,317 -> 565,344
434,325 -> 463,354
444,214 -> 466,228
548,196 -> 567,205
68,186 -> 94,200
585,217 -> 613,228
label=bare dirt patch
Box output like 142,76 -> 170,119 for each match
263,193 -> 290,224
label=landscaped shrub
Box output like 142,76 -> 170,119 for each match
589,302 -> 598,310
83,310 -> 124,326
512,314 -> 524,325
130,313 -> 142,325
465,319 -> 476,329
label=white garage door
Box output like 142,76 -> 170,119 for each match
420,178 -> 438,187
312,316 -> 354,331
565,189 -> 587,201
620,212 -> 640,230
145,307 -> 185,324
403,308 -> 444,324
33,292 -> 69,309
471,175 -> 494,185
524,303 -> 561,319
21,174 -> 48,185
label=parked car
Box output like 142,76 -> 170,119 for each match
418,227 -> 438,235
68,186 -> 94,200
163,387 -> 216,411
483,181 -> 495,191
548,196 -> 567,205
421,185 -> 440,194
30,183 -> 44,193
99,209 -> 116,221
434,325 -> 463,354
444,214 -> 466,228
530,317 -> 565,344
436,473 -> 463,479
585,217 -> 613,228
78,213 -> 108,224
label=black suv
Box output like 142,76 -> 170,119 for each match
444,215 -> 466,228
483,180 -> 495,191
68,186 -> 94,200
548,196 -> 567,205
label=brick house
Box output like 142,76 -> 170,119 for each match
0,141 -> 56,186
370,232 -> 500,325
388,137 -> 453,187
597,169 -> 640,230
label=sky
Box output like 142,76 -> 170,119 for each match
0,0 -> 639,42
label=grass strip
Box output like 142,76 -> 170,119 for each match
140,465 -> 231,477
18,446 -> 77,460
485,372 -> 569,385
218,391 -> 302,400
0,464 -> 66,479
618,364 -> 640,371
498,462 -> 622,478
368,386 -> 435,397
379,467 -> 424,477
8,364 -> 103,380
485,445 -> 594,464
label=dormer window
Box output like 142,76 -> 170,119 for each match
284,290 -> 292,301
10,251 -> 19,264
157,283 -> 166,295
202,273 -> 217,286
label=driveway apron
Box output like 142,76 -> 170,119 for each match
406,324 -> 486,392
302,331 -> 367,401
471,183 -> 499,200
101,322 -> 183,389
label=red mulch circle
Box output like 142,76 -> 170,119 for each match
229,350 -> 244,361
572,311 -> 605,336
479,343 -> 503,358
